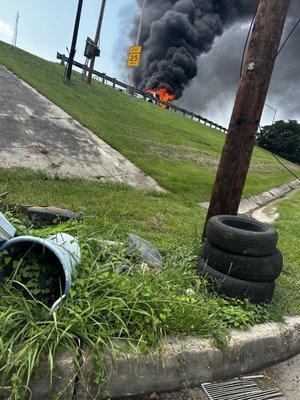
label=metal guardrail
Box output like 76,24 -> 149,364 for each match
57,53 -> 228,133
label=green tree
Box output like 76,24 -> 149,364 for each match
256,120 -> 300,164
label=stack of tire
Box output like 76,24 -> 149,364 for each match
198,215 -> 283,304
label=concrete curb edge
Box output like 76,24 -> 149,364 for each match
26,316 -> 300,399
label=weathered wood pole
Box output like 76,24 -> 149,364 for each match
204,0 -> 291,233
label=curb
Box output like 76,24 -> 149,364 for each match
25,316 -> 300,399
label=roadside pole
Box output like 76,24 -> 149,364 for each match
203,0 -> 291,234
87,0 -> 107,84
66,0 -> 84,81
127,0 -> 147,93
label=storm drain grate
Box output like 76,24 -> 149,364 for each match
202,377 -> 286,400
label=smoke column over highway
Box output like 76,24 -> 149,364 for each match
132,0 -> 257,99
176,0 -> 300,125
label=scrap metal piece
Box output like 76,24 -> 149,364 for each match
0,212 -> 16,242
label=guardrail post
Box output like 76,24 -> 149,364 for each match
102,73 -> 106,84
112,78 -> 116,88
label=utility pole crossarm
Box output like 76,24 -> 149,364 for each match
204,0 -> 291,232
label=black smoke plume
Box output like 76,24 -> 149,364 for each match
132,0 -> 257,99
176,0 -> 300,126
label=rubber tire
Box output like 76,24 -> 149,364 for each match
206,215 -> 278,256
197,260 -> 275,304
203,240 -> 283,282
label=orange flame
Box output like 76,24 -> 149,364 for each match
146,88 -> 175,109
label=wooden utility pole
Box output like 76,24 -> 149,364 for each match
204,0 -> 291,232
87,0 -> 107,84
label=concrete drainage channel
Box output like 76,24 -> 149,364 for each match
199,179 -> 300,217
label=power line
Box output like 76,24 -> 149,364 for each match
240,4 -> 258,77
277,17 -> 300,56
271,152 -> 300,181
240,10 -> 300,75
272,17 -> 300,180
240,8 -> 300,182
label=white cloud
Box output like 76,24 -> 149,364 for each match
0,20 -> 13,43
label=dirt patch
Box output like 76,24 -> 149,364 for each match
148,143 -> 280,173
149,144 -> 219,170
150,213 -> 167,233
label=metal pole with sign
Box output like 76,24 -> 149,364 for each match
127,0 -> 147,94
66,0 -> 84,81
86,0 -> 107,84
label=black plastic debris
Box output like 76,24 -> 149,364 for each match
23,206 -> 84,227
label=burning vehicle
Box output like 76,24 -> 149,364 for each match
146,88 -> 175,109
132,1 -> 257,102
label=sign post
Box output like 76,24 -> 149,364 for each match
127,0 -> 147,94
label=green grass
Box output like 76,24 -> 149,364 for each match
0,40 -> 299,204
0,40 -> 299,398
0,207 -> 293,398
273,191 -> 300,314
0,169 -> 202,252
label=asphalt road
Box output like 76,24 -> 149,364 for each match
135,354 -> 300,400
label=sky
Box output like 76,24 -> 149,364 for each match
0,0 -> 299,128
0,0 -> 137,77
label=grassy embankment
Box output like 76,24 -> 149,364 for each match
0,39 -> 299,250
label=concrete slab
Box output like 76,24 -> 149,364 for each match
198,201 -> 209,209
250,190 -> 275,206
288,179 -> 300,190
0,65 -> 164,192
268,184 -> 291,198
0,146 -> 51,171
238,198 -> 259,214
251,203 -> 280,224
